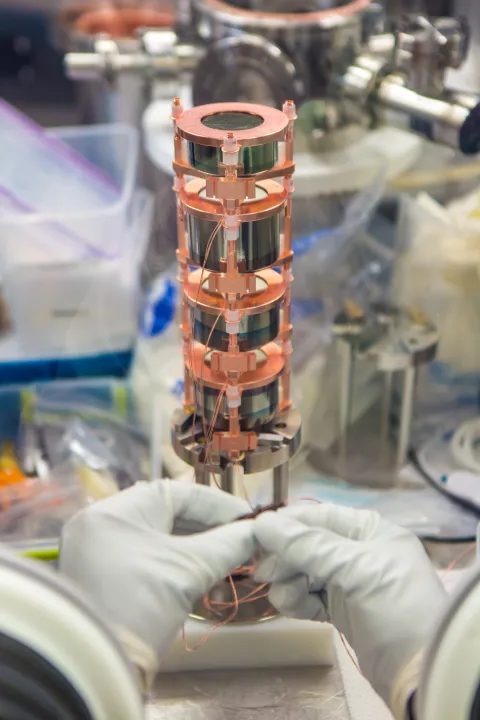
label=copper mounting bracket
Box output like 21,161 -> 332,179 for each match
207,273 -> 257,296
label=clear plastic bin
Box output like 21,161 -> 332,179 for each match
2,189 -> 153,358
0,122 -> 139,268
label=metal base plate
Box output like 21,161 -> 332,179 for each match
192,574 -> 276,624
171,407 -> 302,475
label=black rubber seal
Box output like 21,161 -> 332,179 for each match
0,632 -> 93,720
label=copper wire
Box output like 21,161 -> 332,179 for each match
204,382 -> 227,489
443,542 -> 476,576
182,497 -> 324,651
189,220 -> 223,446
182,573 -> 239,652
198,318 -> 225,489
188,220 -> 224,487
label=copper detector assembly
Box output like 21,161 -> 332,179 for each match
170,101 -> 301,622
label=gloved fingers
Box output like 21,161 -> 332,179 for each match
255,553 -> 302,584
169,478 -> 252,533
278,503 -> 384,541
182,520 -> 256,595
254,512 -> 355,586
269,576 -> 328,622
80,480 -> 174,533
95,479 -> 252,535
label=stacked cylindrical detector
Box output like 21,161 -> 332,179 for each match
171,99 -> 298,483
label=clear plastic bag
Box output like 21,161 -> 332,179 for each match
291,168 -> 386,327
0,379 -> 151,549
28,380 -> 151,485
391,192 -> 480,435
0,462 -> 85,547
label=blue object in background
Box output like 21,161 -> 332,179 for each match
0,6 -> 46,76
0,5 -> 75,113
0,351 -> 133,387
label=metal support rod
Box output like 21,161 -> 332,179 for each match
396,366 -> 416,469
222,465 -> 236,495
273,463 -> 289,506
380,370 -> 393,445
338,341 -> 354,456
195,469 -> 210,486
150,393 -> 163,481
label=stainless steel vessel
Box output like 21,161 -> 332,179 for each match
60,1 -> 176,126
64,0 -> 480,153
191,0 -> 372,107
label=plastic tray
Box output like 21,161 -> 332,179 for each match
0,121 -> 139,268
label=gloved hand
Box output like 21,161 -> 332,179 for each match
60,478 -> 254,685
254,504 -> 448,719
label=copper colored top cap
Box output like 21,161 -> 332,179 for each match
74,7 -> 174,38
175,103 -> 289,148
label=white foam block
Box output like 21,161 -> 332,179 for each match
160,617 -> 334,673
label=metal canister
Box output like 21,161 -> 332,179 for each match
191,0 -> 370,106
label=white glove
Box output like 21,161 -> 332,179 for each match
60,478 -> 253,683
254,504 -> 448,719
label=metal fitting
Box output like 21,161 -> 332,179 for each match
65,29 -> 204,84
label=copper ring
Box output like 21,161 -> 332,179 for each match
177,247 -> 294,269
187,342 -> 285,390
172,158 -> 295,181
73,7 -> 174,38
175,103 -> 289,147
180,178 -> 286,223
184,268 -> 286,316
196,0 -> 370,25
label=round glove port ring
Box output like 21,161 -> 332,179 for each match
0,551 -> 143,720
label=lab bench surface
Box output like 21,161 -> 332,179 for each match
147,665 -> 348,720
425,540 -> 477,571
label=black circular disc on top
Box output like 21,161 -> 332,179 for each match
201,111 -> 264,131
459,101 -> 480,155
193,34 -> 304,109
212,0 -> 353,11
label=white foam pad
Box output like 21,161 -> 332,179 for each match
160,617 -> 334,672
